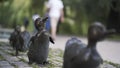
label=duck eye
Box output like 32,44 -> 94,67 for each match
93,29 -> 97,36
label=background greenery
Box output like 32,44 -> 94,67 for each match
0,0 -> 120,36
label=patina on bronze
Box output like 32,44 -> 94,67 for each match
27,17 -> 54,65
63,22 -> 115,68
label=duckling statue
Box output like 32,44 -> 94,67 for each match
9,26 -> 24,56
20,26 -> 31,51
27,16 -> 54,65
63,22 -> 115,68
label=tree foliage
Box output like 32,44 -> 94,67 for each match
62,0 -> 120,35
0,0 -> 120,34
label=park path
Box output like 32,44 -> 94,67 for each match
0,40 -> 63,68
0,42 -> 32,68
50,35 -> 120,64
0,35 -> 120,68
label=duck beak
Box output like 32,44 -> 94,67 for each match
42,16 -> 48,23
38,17 -> 48,25
105,29 -> 116,36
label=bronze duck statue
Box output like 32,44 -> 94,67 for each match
63,22 -> 115,68
27,16 -> 54,65
9,26 -> 24,56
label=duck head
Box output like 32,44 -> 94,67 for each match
88,22 -> 115,42
34,17 -> 48,31
15,25 -> 21,34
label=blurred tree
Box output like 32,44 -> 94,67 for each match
0,0 -> 120,35
10,0 -> 31,27
0,0 -> 13,27
63,0 -> 120,35
107,0 -> 120,33
63,0 -> 88,35
0,0 -> 46,28
0,0 -> 32,28
31,0 -> 45,15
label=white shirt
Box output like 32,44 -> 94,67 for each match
47,0 -> 64,18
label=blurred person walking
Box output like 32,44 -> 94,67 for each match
46,0 -> 64,40
23,17 -> 29,29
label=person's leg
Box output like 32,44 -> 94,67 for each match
50,17 -> 59,40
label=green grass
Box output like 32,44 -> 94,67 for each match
0,54 -> 5,60
19,58 -> 27,62
104,61 -> 120,68
0,42 -> 120,68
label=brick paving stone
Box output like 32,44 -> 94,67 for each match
0,61 -> 11,66
0,40 -> 120,68
11,61 -> 29,67
17,55 -> 29,62
1,54 -> 20,62
0,66 -> 14,68
0,60 -> 14,68
18,67 -> 33,68
0,51 -> 19,61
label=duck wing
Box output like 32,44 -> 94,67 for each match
49,36 -> 55,44
64,37 -> 85,59
63,37 -> 85,68
43,29 -> 55,44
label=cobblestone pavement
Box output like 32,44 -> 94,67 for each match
0,42 -> 32,68
0,42 -> 64,68
50,35 -> 120,64
0,35 -> 120,68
